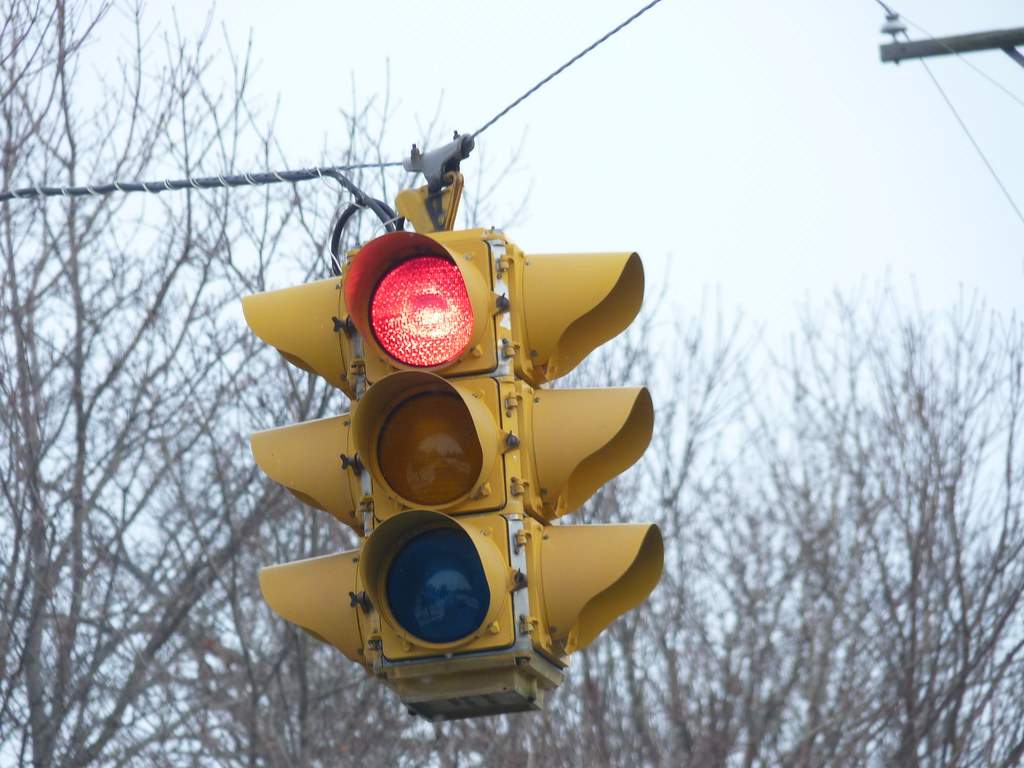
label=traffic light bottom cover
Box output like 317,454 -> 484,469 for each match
381,644 -> 565,720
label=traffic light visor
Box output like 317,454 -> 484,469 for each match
259,550 -> 363,662
352,372 -> 499,510
241,278 -> 353,395
532,387 -> 654,519
345,231 -> 490,370
542,523 -> 663,652
360,510 -> 508,649
520,251 -> 643,384
250,415 -> 359,532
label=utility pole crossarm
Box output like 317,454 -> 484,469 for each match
880,27 -> 1024,64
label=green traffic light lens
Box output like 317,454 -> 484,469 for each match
386,527 -> 489,643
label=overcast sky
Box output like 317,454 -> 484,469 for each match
124,0 -> 1023,331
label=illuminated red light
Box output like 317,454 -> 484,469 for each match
370,256 -> 474,367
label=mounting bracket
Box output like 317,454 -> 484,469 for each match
403,132 -> 475,193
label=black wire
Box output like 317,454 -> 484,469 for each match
4,0 -> 670,201
872,0 -> 897,17
0,162 -> 402,203
328,198 -> 403,276
473,0 -> 667,138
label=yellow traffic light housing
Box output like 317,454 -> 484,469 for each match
359,509 -> 515,658
360,512 -> 663,718
243,171 -> 662,720
394,171 -> 465,233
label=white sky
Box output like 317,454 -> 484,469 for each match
118,0 -> 1024,329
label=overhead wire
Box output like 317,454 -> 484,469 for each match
752,2 -> 1024,337
915,56 -> 1024,228
0,0 -> 668,206
5,0 -> 1019,235
0,162 -> 403,203
872,0 -> 897,16
473,0 -> 667,138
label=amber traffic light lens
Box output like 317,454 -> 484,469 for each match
377,392 -> 483,505
370,256 -> 474,367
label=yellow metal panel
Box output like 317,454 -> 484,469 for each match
259,550 -> 365,663
241,278 -> 353,396
352,372 -> 505,515
517,252 -> 643,384
394,174 -> 463,233
541,524 -> 663,652
250,415 -> 360,532
358,510 -> 515,659
530,387 -> 654,519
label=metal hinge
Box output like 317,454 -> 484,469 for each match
360,497 -> 374,536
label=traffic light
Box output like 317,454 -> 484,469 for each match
244,210 -> 662,719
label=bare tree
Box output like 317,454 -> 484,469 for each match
643,292 -> 1024,768
0,1 -> 417,763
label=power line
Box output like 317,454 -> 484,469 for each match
872,0 -> 897,17
1,0 -> 668,205
0,162 -> 402,203
473,0 -> 667,138
915,56 -> 1024,228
